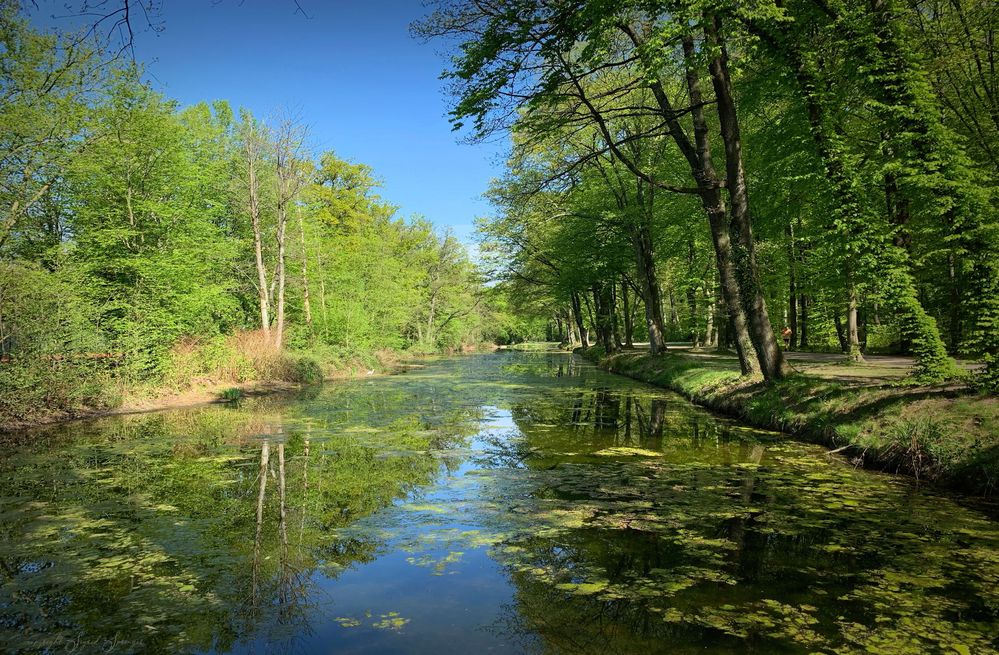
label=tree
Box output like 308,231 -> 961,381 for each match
0,6 -> 99,254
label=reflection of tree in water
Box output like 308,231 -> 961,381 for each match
508,385 -> 719,458
3,352 -> 998,653
499,352 -> 587,381
0,402 -> 454,654
475,381 -> 999,653
245,439 -> 316,652
485,448 -> 999,652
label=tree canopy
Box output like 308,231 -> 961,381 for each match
417,0 -> 999,388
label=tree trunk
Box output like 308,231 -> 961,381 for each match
715,281 -> 730,349
583,292 -> 596,333
705,14 -> 789,381
571,291 -> 589,348
273,117 -> 307,350
426,290 -> 438,348
316,244 -> 329,342
297,207 -> 313,332
883,159 -> 911,251
274,204 -> 288,348
859,305 -> 868,352
688,285 -> 699,347
834,313 -> 848,353
621,275 -> 634,348
799,295 -> 809,348
619,24 -> 759,374
592,283 -> 616,353
787,225 -> 798,350
705,202 -> 757,374
631,221 -> 667,354
704,283 -> 716,347
846,281 -> 865,362
680,34 -> 758,376
246,137 -> 271,339
611,283 -> 624,351
948,251 -> 961,351
687,239 -> 699,347
564,308 -> 578,346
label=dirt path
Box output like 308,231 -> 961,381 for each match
624,343 -> 974,383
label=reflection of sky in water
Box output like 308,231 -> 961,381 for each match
301,405 -> 531,653
1,351 -> 997,654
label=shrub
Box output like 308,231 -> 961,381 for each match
162,335 -> 254,389
0,359 -> 116,424
0,262 -> 117,424
286,355 -> 324,384
229,329 -> 285,379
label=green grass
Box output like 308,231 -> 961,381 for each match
579,347 -> 999,495
219,387 -> 243,402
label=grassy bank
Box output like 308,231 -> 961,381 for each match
0,331 -> 414,431
578,346 -> 998,496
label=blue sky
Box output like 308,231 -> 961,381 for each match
31,0 -> 503,244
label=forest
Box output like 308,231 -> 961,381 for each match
0,5 -> 538,426
417,0 -> 999,390
2,1 -> 999,653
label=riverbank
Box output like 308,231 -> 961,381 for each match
0,357 -> 392,433
0,339 -> 501,432
578,346 -> 998,496
0,379 -> 307,432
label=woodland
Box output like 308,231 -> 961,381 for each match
418,0 -> 999,389
0,3 -> 524,425
2,2 -> 999,653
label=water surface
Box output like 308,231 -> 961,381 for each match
1,351 -> 997,653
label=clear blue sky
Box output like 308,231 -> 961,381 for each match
30,0 -> 503,244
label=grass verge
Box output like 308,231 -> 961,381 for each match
579,347 -> 998,496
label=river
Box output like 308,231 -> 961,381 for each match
1,350 -> 997,654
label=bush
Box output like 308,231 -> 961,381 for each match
162,335 -> 254,389
0,262 -> 118,424
0,359 -> 117,424
162,330 -> 329,386
229,330 -> 285,380
286,355 -> 324,384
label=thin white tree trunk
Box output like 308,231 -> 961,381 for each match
275,207 -> 287,348
246,136 -> 271,338
298,207 -> 313,330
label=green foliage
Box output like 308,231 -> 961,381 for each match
287,354 -> 324,384
160,336 -> 255,390
0,16 -> 496,425
425,0 -> 997,388
218,387 -> 242,402
0,262 -> 116,422
0,6 -> 98,259
67,73 -> 242,377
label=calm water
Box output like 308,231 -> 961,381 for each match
1,351 -> 997,654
